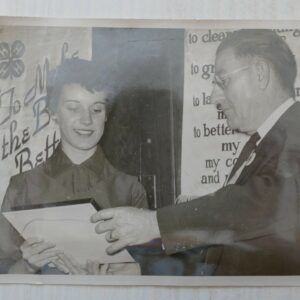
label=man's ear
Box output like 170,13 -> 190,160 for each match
254,57 -> 270,89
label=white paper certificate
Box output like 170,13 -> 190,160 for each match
3,202 -> 134,264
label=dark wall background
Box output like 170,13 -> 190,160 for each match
92,28 -> 184,208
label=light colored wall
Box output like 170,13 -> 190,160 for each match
0,0 -> 299,20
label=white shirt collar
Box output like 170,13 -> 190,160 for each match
256,98 -> 295,144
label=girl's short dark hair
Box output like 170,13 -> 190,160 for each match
47,58 -> 115,114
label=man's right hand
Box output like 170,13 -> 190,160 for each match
9,237 -> 62,274
91,207 -> 161,254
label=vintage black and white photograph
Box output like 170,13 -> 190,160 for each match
1,19 -> 300,282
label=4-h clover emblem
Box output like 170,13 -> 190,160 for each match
0,40 -> 25,79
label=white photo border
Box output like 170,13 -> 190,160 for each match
0,16 -> 300,286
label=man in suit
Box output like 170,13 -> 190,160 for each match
91,29 -> 300,275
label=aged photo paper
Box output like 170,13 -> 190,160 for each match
0,17 -> 300,286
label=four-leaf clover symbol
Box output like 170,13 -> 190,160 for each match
0,40 -> 25,79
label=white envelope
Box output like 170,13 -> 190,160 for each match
3,201 -> 134,265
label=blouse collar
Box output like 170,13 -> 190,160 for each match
46,144 -> 106,178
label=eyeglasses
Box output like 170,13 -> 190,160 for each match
213,66 -> 250,90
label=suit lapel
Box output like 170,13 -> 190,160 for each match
236,119 -> 286,185
234,101 -> 300,184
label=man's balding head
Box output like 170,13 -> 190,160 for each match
217,29 -> 297,98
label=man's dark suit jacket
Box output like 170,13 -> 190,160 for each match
157,102 -> 300,275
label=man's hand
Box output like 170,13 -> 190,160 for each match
91,207 -> 161,254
